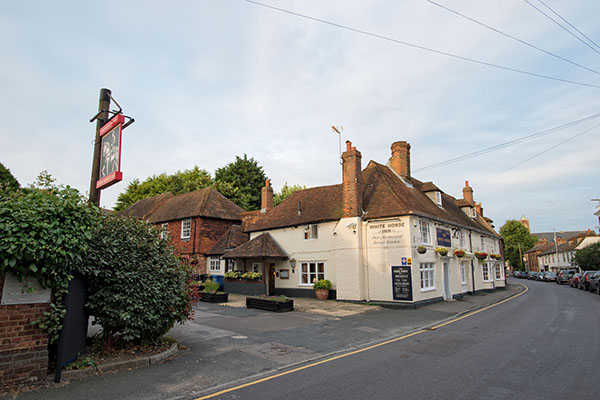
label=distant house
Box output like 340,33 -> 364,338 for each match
533,230 -> 598,272
224,140 -> 505,306
205,225 -> 249,279
119,188 -> 245,274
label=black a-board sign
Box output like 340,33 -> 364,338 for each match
392,266 -> 412,301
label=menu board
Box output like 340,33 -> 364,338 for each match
391,266 -> 412,301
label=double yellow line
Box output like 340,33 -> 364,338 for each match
196,284 -> 528,400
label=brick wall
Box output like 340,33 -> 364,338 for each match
0,274 -> 49,391
162,217 -> 241,274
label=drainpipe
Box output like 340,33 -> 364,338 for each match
469,230 -> 476,295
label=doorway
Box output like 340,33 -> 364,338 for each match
268,263 -> 276,295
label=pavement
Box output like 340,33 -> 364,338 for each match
7,282 -> 524,400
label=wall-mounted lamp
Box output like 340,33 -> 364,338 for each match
289,258 -> 296,268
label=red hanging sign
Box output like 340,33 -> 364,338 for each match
96,114 -> 124,190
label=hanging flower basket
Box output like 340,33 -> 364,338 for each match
417,246 -> 427,254
490,253 -> 502,260
474,251 -> 488,260
435,247 -> 449,256
454,249 -> 465,258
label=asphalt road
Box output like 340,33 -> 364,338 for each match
201,279 -> 600,400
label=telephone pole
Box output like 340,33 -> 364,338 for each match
88,88 -> 112,207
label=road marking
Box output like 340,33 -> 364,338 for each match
194,284 -> 527,400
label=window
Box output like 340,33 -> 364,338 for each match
226,259 -> 236,272
160,223 -> 168,239
459,230 -> 466,249
251,262 -> 262,273
304,225 -> 318,240
209,257 -> 221,272
300,262 -> 325,284
181,219 -> 191,239
480,236 -> 485,251
460,261 -> 467,284
495,263 -> 503,280
482,262 -> 491,282
470,207 -> 476,218
435,191 -> 442,206
420,263 -> 435,290
420,220 -> 431,245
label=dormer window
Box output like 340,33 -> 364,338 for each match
470,207 -> 476,218
435,191 -> 442,206
304,224 -> 318,239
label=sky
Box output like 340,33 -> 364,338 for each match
1,0 -> 599,234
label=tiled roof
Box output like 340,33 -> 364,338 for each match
119,188 -> 244,223
523,242 -> 553,254
532,231 -> 590,243
421,182 -> 441,192
206,225 -> 249,255
223,233 -> 288,259
118,192 -> 173,220
244,161 -> 498,237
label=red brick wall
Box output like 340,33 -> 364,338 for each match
0,275 -> 49,391
161,217 -> 240,274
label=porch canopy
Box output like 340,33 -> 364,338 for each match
223,233 -> 288,295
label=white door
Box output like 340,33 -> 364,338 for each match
443,262 -> 451,300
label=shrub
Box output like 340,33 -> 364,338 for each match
84,215 -> 196,345
313,279 -> 332,290
242,272 -> 262,281
202,279 -> 220,293
224,271 -> 242,280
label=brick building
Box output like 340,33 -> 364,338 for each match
0,274 -> 49,391
120,188 -> 245,274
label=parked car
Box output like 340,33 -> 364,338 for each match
543,272 -> 557,282
536,272 -> 546,281
527,271 -> 537,280
570,273 -> 581,287
589,272 -> 600,294
557,270 -> 576,285
578,271 -> 594,291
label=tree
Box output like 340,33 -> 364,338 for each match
273,182 -> 306,207
499,220 -> 537,269
0,162 -> 20,193
573,242 -> 600,271
114,166 -> 213,211
214,154 -> 268,211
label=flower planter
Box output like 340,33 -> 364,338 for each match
416,246 -> 427,254
435,248 -> 449,256
454,251 -> 465,258
246,297 -> 294,312
200,292 -> 229,303
315,288 -> 329,300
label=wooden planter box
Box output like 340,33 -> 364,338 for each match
246,297 -> 294,312
200,292 -> 229,303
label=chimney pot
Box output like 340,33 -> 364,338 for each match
462,180 -> 474,205
346,141 -> 352,151
342,141 -> 362,218
261,179 -> 274,211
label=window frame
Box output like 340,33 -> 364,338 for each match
160,223 -> 169,239
304,224 -> 318,240
209,256 -> 221,272
420,220 -> 431,245
299,261 -> 325,286
460,261 -> 467,285
494,262 -> 503,280
420,262 -> 435,291
181,219 -> 192,240
435,191 -> 442,206
482,262 -> 492,282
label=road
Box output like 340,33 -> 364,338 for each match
199,279 -> 600,400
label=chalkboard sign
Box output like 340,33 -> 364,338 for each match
391,266 -> 412,301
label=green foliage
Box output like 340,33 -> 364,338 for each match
0,175 -> 100,342
499,220 -> 537,268
273,182 -> 306,207
573,242 -> 600,270
214,154 -> 268,211
202,279 -> 220,293
114,166 -> 213,211
84,216 -> 195,344
224,271 -> 243,280
64,355 -> 97,370
0,162 -> 20,193
241,272 -> 262,281
313,279 -> 332,290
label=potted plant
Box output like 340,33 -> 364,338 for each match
313,279 -> 332,300
490,253 -> 502,260
435,247 -> 449,256
416,245 -> 427,254
474,251 -> 488,260
454,249 -> 465,258
246,295 -> 294,312
200,279 -> 229,303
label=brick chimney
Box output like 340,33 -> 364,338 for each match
462,181 -> 474,205
475,202 -> 483,217
342,140 -> 362,218
261,179 -> 273,212
388,141 -> 411,178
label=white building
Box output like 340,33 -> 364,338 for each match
225,141 -> 505,306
